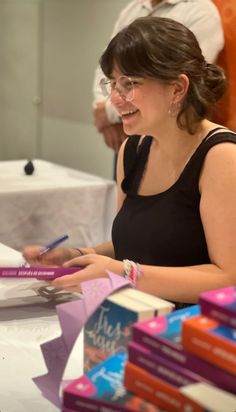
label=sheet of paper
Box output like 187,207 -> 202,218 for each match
0,242 -> 24,266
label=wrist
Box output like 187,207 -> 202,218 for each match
123,259 -> 143,288
72,247 -> 96,258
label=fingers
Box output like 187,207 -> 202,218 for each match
102,128 -> 114,148
22,245 -> 43,264
102,125 -> 125,152
22,245 -> 42,259
63,253 -> 96,268
63,256 -> 84,267
52,265 -> 106,290
51,272 -> 82,289
22,245 -> 70,266
93,102 -> 110,131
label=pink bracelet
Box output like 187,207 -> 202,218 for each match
123,259 -> 143,288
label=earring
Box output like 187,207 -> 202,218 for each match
168,101 -> 180,117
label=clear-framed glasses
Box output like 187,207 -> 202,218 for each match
100,75 -> 136,102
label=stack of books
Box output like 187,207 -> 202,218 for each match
63,287 -> 174,411
182,286 -> 236,377
124,292 -> 236,411
63,286 -> 236,411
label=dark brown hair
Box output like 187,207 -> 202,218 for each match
100,16 -> 227,134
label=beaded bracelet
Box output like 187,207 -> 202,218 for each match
123,259 -> 143,288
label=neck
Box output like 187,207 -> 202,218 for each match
151,119 -> 210,161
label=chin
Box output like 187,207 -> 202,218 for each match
123,124 -> 142,136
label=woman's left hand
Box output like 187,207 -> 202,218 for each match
50,254 -> 124,292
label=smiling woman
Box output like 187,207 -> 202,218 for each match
23,16 -> 236,309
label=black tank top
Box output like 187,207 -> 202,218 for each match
112,129 -> 236,267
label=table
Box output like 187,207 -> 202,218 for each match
0,159 -> 117,250
0,243 -> 83,412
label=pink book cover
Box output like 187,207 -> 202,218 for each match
200,286 -> 236,329
132,305 -> 236,394
0,266 -> 81,280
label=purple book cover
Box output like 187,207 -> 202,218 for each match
63,352 -> 159,412
0,266 -> 80,279
128,341 -> 210,388
132,305 -> 236,394
200,286 -> 236,329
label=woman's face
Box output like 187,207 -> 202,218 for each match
110,68 -> 175,137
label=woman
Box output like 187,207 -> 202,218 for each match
23,17 -> 236,307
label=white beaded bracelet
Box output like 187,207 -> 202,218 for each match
123,259 -> 143,288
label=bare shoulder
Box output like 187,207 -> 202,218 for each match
200,141 -> 236,191
204,141 -> 236,167
118,137 -> 129,162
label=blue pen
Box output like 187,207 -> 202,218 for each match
38,234 -> 69,256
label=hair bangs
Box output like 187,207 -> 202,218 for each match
100,27 -> 151,79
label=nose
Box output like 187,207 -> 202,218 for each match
111,88 -> 126,106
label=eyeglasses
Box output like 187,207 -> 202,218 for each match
100,75 -> 136,102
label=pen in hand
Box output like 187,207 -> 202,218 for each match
38,234 -> 69,256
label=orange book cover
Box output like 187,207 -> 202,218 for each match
182,315 -> 236,375
124,362 -> 204,412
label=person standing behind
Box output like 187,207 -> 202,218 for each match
93,0 -> 224,178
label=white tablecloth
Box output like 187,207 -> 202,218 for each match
0,159 -> 117,250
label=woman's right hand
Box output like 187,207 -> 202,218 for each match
22,245 -> 77,267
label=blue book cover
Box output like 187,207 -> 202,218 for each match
63,352 -> 159,412
84,291 -> 155,372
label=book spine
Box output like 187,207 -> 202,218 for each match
128,341 -> 206,388
124,362 -> 204,412
132,326 -> 236,393
63,392 -> 99,412
132,326 -> 197,367
63,392 -> 133,412
200,297 -> 236,330
62,409 -> 77,412
182,320 -> 236,376
0,266 -> 78,279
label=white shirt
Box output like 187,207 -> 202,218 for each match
93,0 -> 224,124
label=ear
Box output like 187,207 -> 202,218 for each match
172,74 -> 189,103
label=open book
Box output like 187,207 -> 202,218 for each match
0,242 -> 81,316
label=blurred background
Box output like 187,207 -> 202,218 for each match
0,0 -> 130,179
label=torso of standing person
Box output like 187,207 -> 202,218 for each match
112,0 -> 224,64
